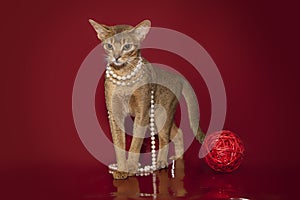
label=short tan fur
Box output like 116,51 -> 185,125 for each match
89,19 -> 205,179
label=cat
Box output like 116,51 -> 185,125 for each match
89,19 -> 205,179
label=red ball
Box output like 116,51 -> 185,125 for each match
203,130 -> 245,172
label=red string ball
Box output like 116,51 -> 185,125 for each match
203,130 -> 245,172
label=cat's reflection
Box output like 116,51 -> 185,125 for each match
112,159 -> 186,199
112,177 -> 140,200
157,158 -> 186,197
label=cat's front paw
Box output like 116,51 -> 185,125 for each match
127,161 -> 139,176
112,171 -> 128,180
169,155 -> 183,160
157,160 -> 168,170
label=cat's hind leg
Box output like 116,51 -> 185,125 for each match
155,89 -> 179,170
170,123 -> 184,160
156,114 -> 175,169
157,127 -> 170,170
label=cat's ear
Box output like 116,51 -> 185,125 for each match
89,19 -> 111,41
132,19 -> 151,41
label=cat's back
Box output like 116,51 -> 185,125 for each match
152,65 -> 184,86
151,65 -> 184,96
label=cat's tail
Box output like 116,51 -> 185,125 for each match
182,80 -> 205,144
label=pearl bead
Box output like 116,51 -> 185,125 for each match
152,150 -> 156,153
150,122 -> 155,127
116,76 -> 121,80
121,76 -> 126,80
151,136 -> 155,140
121,82 -> 125,86
151,141 -> 155,145
151,145 -> 155,149
151,105 -> 154,108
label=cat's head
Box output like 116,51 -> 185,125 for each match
89,19 -> 151,67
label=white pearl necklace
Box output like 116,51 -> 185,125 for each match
105,57 -> 144,86
149,89 -> 157,171
107,58 -> 157,176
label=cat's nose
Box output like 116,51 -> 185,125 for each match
114,56 -> 121,62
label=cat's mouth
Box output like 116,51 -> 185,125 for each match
111,61 -> 127,69
113,61 -> 125,66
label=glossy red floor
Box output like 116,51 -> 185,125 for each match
2,150 -> 295,200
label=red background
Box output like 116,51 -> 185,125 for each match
2,0 -> 300,199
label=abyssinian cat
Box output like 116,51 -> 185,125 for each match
89,19 -> 205,179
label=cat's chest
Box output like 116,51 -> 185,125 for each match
113,88 -> 132,101
105,80 -> 137,107
105,83 -> 137,115
105,81 -> 135,97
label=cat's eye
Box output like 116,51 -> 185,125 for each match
123,44 -> 132,51
105,43 -> 113,50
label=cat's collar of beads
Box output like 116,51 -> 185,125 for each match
106,57 -> 143,81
